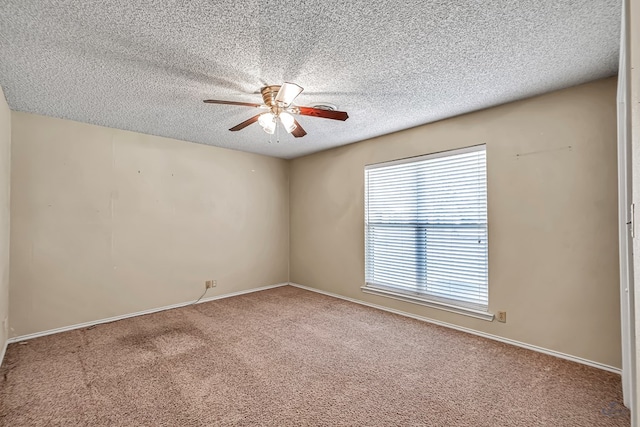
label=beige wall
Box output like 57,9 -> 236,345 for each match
0,87 -> 10,353
290,78 -> 621,368
9,113 -> 289,337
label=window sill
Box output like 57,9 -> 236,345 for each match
361,284 -> 495,322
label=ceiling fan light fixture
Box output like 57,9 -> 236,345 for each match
263,122 -> 276,134
258,112 -> 275,127
279,112 -> 297,133
275,82 -> 303,107
258,112 -> 276,134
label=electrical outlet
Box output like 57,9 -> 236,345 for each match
496,311 -> 507,323
205,280 -> 217,289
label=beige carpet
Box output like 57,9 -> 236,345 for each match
0,285 -> 629,426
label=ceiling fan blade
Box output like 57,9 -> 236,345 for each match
204,99 -> 263,108
296,106 -> 349,121
275,82 -> 303,106
229,114 -> 262,131
291,120 -> 307,138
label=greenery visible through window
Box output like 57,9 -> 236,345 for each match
364,145 -> 488,311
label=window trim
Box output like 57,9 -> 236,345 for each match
365,144 -> 486,170
364,144 -> 492,321
361,283 -> 494,321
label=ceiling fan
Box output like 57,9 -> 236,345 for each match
203,82 -> 349,138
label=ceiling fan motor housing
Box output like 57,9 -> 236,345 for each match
261,85 -> 282,108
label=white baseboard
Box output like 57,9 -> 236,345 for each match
289,282 -> 622,375
6,282 -> 289,344
0,338 -> 7,368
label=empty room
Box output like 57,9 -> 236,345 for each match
1,0 -> 639,426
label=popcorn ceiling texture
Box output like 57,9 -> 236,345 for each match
0,0 -> 621,158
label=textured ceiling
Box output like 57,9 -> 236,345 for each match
0,1 -> 621,159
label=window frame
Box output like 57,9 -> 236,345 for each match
362,145 -> 493,321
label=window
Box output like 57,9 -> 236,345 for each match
363,145 -> 491,320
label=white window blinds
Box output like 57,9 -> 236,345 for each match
364,145 -> 488,311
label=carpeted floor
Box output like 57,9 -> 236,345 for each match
0,285 -> 630,426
